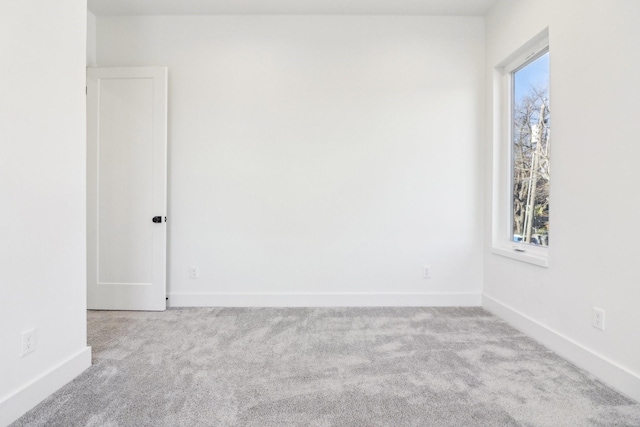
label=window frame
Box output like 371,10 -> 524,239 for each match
492,29 -> 550,268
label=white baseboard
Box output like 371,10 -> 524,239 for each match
483,294 -> 640,403
0,346 -> 92,427
168,292 -> 481,308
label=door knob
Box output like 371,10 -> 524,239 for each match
152,216 -> 162,223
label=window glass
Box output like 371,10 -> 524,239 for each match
511,51 -> 549,247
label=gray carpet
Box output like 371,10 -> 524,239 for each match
11,307 -> 640,426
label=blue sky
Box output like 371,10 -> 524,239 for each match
514,52 -> 549,104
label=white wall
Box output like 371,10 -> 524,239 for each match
483,0 -> 640,400
97,16 -> 485,306
0,1 -> 91,425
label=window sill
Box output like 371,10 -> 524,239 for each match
491,246 -> 549,268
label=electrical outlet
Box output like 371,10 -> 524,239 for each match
423,266 -> 431,279
21,329 -> 36,356
592,307 -> 605,331
190,265 -> 200,279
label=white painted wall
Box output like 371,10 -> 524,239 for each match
97,16 -> 485,306
87,10 -> 97,66
483,0 -> 640,400
0,1 -> 91,425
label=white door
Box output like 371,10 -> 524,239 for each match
87,67 -> 168,311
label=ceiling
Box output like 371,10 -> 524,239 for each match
87,0 -> 499,16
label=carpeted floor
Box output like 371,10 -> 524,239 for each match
11,307 -> 640,426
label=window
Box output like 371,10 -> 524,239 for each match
511,51 -> 550,247
492,30 -> 549,267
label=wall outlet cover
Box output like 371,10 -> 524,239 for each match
21,328 -> 36,356
423,266 -> 431,278
592,307 -> 605,331
190,265 -> 200,279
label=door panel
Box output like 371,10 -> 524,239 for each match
87,67 -> 167,311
